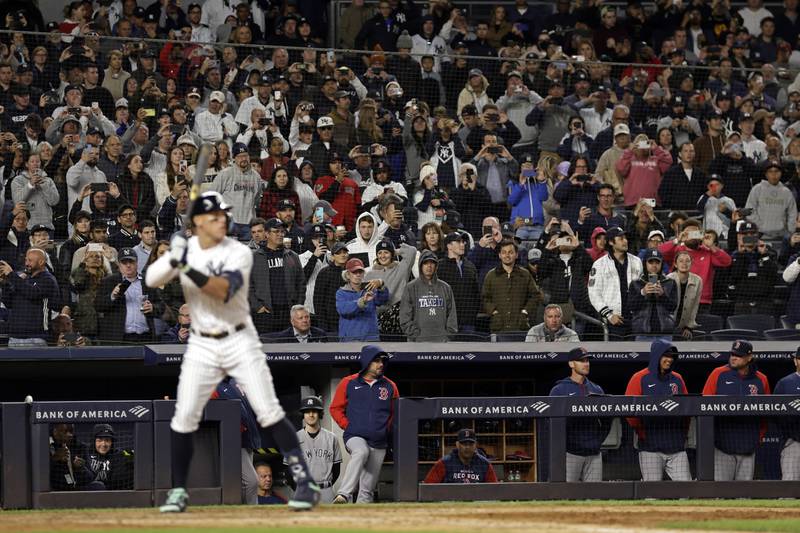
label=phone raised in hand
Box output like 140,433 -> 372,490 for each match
482,225 -> 493,237
648,274 -> 659,284
90,182 -> 109,193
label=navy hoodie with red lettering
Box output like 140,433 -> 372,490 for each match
624,340 -> 688,453
702,362 -> 770,455
330,345 -> 399,449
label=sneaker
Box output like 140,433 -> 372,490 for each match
288,481 -> 321,511
159,487 -> 188,513
332,494 -> 348,504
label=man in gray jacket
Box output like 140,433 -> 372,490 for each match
525,80 -> 573,158
495,71 -> 542,153
399,250 -> 458,342
249,218 -> 306,335
211,143 -> 262,240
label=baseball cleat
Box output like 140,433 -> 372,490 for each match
288,481 -> 321,511
332,494 -> 348,504
159,487 -> 189,513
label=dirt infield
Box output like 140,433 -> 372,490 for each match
3,501 -> 800,533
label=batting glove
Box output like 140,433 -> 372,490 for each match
169,232 -> 189,268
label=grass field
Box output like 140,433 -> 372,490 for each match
5,500 -> 800,533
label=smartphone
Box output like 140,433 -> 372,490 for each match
179,160 -> 188,174
642,198 -> 656,207
274,90 -> 282,100
63,332 -> 79,343
119,279 -> 132,292
556,237 -> 570,247
68,107 -> 81,115
258,117 -> 269,127
637,141 -> 651,150
143,108 -> 156,117
488,146 -> 501,154
738,208 -> 753,217
91,101 -> 99,111
687,230 -> 704,240
648,274 -> 659,284
522,169 -> 537,178
91,182 -> 109,193
327,51 -> 335,62
314,206 -> 325,220
482,225 -> 493,237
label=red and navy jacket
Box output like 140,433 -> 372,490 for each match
423,449 -> 498,484
329,345 -> 399,449
625,340 -> 688,454
774,371 -> 800,444
702,363 -> 771,455
549,376 -> 611,457
211,378 -> 262,451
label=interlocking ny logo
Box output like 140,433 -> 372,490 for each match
128,405 -> 150,418
530,401 -> 550,413
659,400 -> 679,412
789,399 -> 800,412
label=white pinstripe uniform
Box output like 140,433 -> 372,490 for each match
146,236 -> 285,433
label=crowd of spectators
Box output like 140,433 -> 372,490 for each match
4,0 -> 800,343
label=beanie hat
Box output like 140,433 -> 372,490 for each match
419,163 -> 436,183
396,30 -> 413,49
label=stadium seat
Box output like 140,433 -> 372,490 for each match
695,313 -> 724,334
763,329 -> 800,340
726,314 -> 775,334
710,329 -> 761,341
492,332 -> 528,342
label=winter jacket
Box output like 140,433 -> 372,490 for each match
3,270 -> 61,340
364,242 -> 416,312
482,264 -> 543,332
508,178 -> 549,224
330,345 -> 400,448
615,146 -> 673,207
588,253 -> 644,320
456,74 -> 492,115
84,447 -> 134,490
746,180 -> 797,240
774,372 -> 800,445
667,271 -> 702,331
577,209 -> 627,244
628,272 -> 678,336
703,362 -> 770,455
658,164 -> 708,211
210,165 -> 262,225
495,91 -> 542,147
659,240 -> 731,305
472,156 -> 520,204
212,377 -> 262,450
314,174 -> 361,231
437,255 -> 480,328
11,171 -> 59,230
113,173 -> 157,223
423,448 -> 498,483
692,133 -> 726,174
729,249 -> 778,305
248,245 -> 305,314
399,250 -> 458,342
313,263 -> 345,332
450,184 -> 494,237
70,264 -> 107,336
335,282 -> 389,341
624,340 -> 689,454
549,377 -> 611,456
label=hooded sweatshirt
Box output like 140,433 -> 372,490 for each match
549,375 -> 610,456
745,179 -> 798,240
329,344 -> 399,449
624,340 -> 689,453
210,164 -> 262,225
615,145 -> 673,207
456,74 -> 492,116
587,227 -> 608,261
398,250 -> 458,342
347,212 -> 382,266
11,170 -> 60,230
365,242 -> 416,312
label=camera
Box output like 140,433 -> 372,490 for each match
642,198 -> 656,207
575,174 -> 591,182
258,117 -> 270,127
91,183 -> 109,193
465,168 -> 475,181
488,146 -> 501,154
742,235 -> 759,246
68,107 -> 81,115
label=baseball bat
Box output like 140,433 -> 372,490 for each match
181,141 -> 210,231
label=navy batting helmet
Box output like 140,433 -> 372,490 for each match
189,191 -> 230,219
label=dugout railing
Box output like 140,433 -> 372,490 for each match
393,395 -> 800,501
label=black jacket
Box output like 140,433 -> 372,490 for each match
708,154 -> 759,208
450,185 -> 493,237
628,273 -> 677,335
436,256 -> 480,327
538,245 -> 594,314
2,270 -> 61,340
658,164 -> 708,210
729,249 -> 778,305
113,173 -> 157,223
96,272 -> 162,342
248,246 -> 305,314
270,325 -> 329,342
313,263 -> 345,333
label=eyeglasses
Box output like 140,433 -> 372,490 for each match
119,212 -> 135,218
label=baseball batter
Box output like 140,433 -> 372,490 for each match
145,191 -> 319,513
287,396 -> 341,502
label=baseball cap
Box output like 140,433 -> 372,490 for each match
187,87 -> 201,98
444,232 -> 464,245
706,108 -> 723,120
763,160 -> 783,172
740,112 -> 754,122
144,12 -> 158,23
74,210 -> 92,223
10,83 -> 30,96
468,68 -> 483,78
313,200 -> 337,217
317,116 -> 334,128
133,6 -> 146,17
93,423 -> 115,439
731,339 -> 753,356
717,90 -> 732,101
257,73 -> 273,86
141,48 -> 157,59
334,90 -> 350,99
444,210 -> 464,229
461,104 -> 478,117
376,239 -> 395,255
614,123 -> 630,136
30,224 -> 50,234
457,428 -> 477,443
115,97 -> 129,108
310,224 -> 325,237
277,199 -> 296,211
328,151 -> 343,165
299,396 -> 323,412
528,248 -> 542,263
118,248 -> 137,262
209,90 -> 226,103
574,70 -> 588,82
231,142 -> 248,157
739,221 -> 759,233
568,347 -> 592,361
331,242 -> 348,255
345,258 -> 365,273
64,84 -> 82,95
189,191 -> 231,219
643,248 -> 663,262
648,230 -> 665,241
708,174 -> 724,185
606,226 -> 626,240
507,70 -> 523,80
264,218 -> 285,230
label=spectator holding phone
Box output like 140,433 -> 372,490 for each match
114,154 -> 156,222
472,133 -> 519,222
162,303 -> 192,344
11,150 -> 59,230
70,243 -> 110,339
336,258 -> 388,341
66,142 -> 107,213
552,156 -> 600,228
628,249 -> 677,342
698,175 -> 737,241
626,199 -> 665,254
615,134 -> 673,208
575,183 -> 627,243
556,116 -> 594,163
730,221 -> 779,315
508,154 -> 549,241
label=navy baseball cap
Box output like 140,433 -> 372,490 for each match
232,142 -> 248,157
794,346 -> 800,358
457,428 -> 477,443
444,232 -> 464,245
299,396 -> 323,412
739,221 -> 759,233
331,241 -> 348,254
376,239 -> 395,255
568,347 -> 592,361
731,339 -> 753,356
93,423 -> 114,439
310,224 -> 325,237
264,218 -> 285,230
277,199 -> 296,211
189,191 -> 230,218
606,226 -> 626,240
118,248 -> 137,262
643,249 -> 663,262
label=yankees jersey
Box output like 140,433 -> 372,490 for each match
291,427 -> 341,484
145,236 -> 254,332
